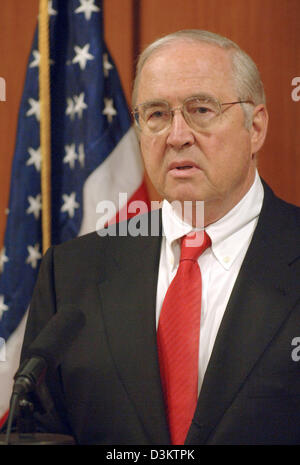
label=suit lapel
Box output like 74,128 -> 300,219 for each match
97,211 -> 170,444
186,184 -> 300,444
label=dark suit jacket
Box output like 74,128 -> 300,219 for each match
21,182 -> 300,445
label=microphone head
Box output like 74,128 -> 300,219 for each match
23,305 -> 85,372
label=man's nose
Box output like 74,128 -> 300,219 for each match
166,109 -> 195,149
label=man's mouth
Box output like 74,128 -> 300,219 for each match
168,161 -> 201,176
175,165 -> 193,170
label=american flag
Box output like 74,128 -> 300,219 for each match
0,0 -> 149,425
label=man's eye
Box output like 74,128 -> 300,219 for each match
151,111 -> 162,118
145,110 -> 169,122
195,106 -> 211,114
149,110 -> 166,119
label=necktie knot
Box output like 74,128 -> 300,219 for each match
180,231 -> 211,262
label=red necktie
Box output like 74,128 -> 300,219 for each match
157,231 -> 211,445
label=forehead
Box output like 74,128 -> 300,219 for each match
137,41 -> 236,104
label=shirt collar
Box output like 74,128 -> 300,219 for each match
162,170 -> 264,270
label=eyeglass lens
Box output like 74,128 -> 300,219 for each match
137,97 -> 221,133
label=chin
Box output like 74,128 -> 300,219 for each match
164,185 -> 208,205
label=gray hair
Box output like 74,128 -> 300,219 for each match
132,30 -> 266,129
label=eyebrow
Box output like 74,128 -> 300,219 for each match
135,100 -> 169,110
136,93 -> 217,109
187,93 -> 217,102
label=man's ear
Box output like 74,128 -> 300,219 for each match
250,104 -> 269,156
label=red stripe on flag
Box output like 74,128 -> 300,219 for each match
0,410 -> 8,429
108,180 -> 151,225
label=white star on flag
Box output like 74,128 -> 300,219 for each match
29,49 -> 54,68
29,50 -> 40,68
103,53 -> 113,77
72,44 -> 94,70
26,98 -> 40,121
78,143 -> 85,168
0,295 -> 9,320
102,98 -> 117,123
0,248 -> 9,274
66,97 -> 76,120
26,244 -> 42,269
26,194 -> 42,220
75,0 -> 100,21
63,144 -> 78,169
26,146 -> 41,172
61,193 -> 80,218
74,92 -> 88,118
48,0 -> 57,16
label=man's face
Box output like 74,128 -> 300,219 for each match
136,41 -> 267,223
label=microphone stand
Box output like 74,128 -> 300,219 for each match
0,308 -> 85,444
0,389 -> 75,445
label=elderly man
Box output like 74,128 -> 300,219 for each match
20,30 -> 300,445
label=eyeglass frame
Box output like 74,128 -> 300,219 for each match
132,95 -> 254,133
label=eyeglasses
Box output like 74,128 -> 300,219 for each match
133,95 -> 254,134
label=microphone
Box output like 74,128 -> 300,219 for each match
3,305 -> 85,445
13,305 -> 85,396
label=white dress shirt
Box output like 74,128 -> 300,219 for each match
156,171 -> 264,393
